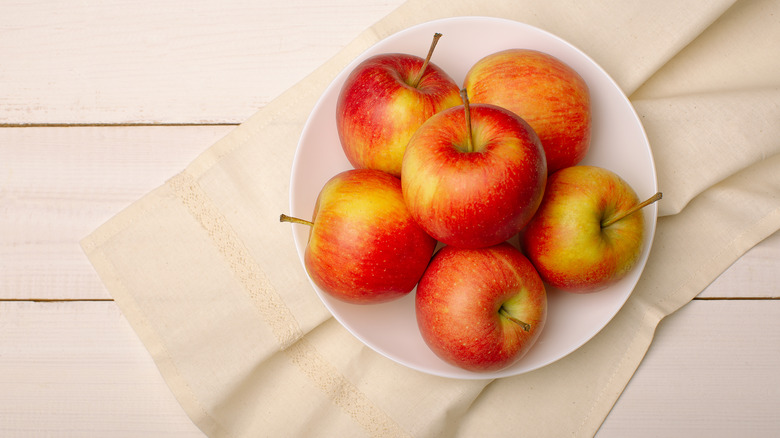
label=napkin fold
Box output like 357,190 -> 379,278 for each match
82,0 -> 780,436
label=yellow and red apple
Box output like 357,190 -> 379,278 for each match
521,165 -> 661,292
401,94 -> 547,249
281,169 -> 437,304
464,49 -> 591,174
336,34 -> 462,177
415,243 -> 547,372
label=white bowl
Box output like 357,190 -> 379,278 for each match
289,16 -> 658,379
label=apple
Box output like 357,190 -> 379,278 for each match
401,90 -> 547,249
463,49 -> 591,174
521,165 -> 662,292
336,33 -> 462,177
280,168 -> 437,304
415,242 -> 547,372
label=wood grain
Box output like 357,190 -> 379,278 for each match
2,126 -> 233,300
1,299 -> 777,437
4,124 -> 778,300
0,301 -> 204,437
0,0 -> 403,125
598,299 -> 780,437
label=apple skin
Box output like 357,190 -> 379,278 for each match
336,53 -> 462,177
521,165 -> 645,292
463,49 -> 591,174
415,243 -> 547,372
303,169 -> 437,304
401,103 -> 547,249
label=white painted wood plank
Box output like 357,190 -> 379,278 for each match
2,299 -> 778,436
0,301 -> 205,437
0,0 -> 404,125
3,126 -> 779,300
1,126 -> 233,299
597,299 -> 780,437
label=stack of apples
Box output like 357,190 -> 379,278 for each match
281,33 -> 661,373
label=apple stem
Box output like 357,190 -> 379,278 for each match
279,213 -> 313,227
499,307 -> 531,332
601,192 -> 663,228
460,88 -> 474,153
409,33 -> 442,88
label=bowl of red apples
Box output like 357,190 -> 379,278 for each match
283,16 -> 659,379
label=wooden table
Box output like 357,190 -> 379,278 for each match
3,1 -> 779,436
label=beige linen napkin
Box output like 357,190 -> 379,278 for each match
82,0 -> 780,436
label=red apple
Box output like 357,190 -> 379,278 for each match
463,49 -> 591,174
416,243 -> 547,372
521,165 -> 662,292
401,92 -> 547,249
280,169 -> 437,304
336,33 -> 462,177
